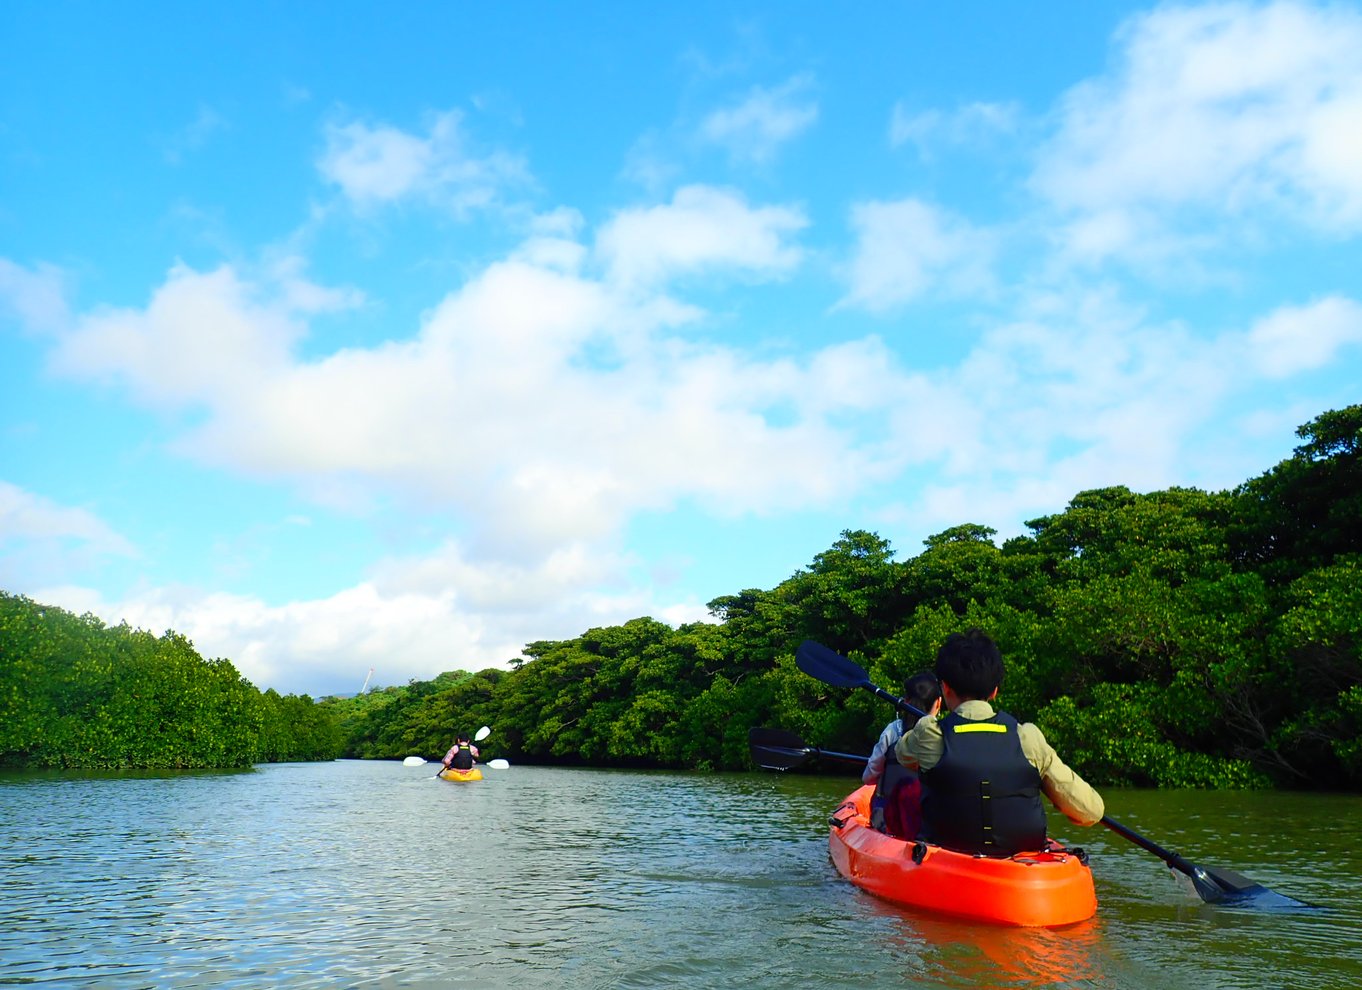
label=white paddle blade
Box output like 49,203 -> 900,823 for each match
474,725 -> 492,741
486,759 -> 510,770
402,756 -> 427,767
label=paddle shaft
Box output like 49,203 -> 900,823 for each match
870,683 -> 928,721
1099,815 -> 1216,885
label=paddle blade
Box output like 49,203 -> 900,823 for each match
747,726 -> 813,771
1105,817 -> 1318,911
485,758 -> 510,770
749,744 -> 812,772
474,725 -> 492,742
795,640 -> 871,689
401,756 -> 426,767
1192,865 -> 1317,911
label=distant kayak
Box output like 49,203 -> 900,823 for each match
829,785 -> 1097,927
438,766 -> 484,782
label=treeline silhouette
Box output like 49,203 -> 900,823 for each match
326,404 -> 1361,790
0,595 -> 341,768
2,404 -> 1357,787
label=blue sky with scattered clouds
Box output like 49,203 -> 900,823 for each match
3,2 -> 1360,695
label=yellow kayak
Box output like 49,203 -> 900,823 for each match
438,766 -> 483,782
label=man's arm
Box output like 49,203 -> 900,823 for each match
1020,724 -> 1105,825
893,713 -> 942,772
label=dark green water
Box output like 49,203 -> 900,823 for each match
1,761 -> 1358,988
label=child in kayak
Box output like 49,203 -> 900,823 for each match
863,671 -> 941,837
443,733 -> 480,771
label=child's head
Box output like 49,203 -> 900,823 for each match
903,671 -> 941,714
456,733 -> 470,744
934,627 -> 1004,700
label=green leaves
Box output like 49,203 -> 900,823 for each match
8,402 -> 1359,787
0,592 -> 339,769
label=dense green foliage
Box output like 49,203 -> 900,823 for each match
326,404 -> 1362,791
0,595 -> 341,768
4,404 -> 1359,786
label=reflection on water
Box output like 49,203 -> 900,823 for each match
873,904 -> 1108,988
1,763 -> 1359,989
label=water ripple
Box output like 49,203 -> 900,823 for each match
3,765 -> 1361,989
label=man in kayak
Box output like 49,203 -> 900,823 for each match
893,628 -> 1104,856
443,733 -> 480,771
863,671 -> 941,837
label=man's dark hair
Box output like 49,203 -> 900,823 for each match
934,628 -> 1004,700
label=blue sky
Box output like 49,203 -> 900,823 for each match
3,2 -> 1360,697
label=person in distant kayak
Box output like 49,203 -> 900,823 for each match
443,733 -> 480,771
863,671 -> 941,837
894,628 -> 1104,856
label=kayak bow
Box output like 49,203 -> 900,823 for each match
438,766 -> 484,782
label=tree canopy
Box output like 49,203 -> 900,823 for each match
325,405 -> 1362,790
4,404 -> 1360,789
0,595 -> 340,768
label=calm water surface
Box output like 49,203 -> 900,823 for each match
1,761 -> 1358,989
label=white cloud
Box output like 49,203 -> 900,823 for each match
30,535 -> 712,696
871,282 -> 1251,540
839,198 -> 996,312
1246,295 -> 1362,377
26,272 -> 1335,693
318,110 -> 530,213
35,214 -> 873,572
0,482 -> 138,589
322,120 -> 432,202
161,105 -> 229,165
889,100 -> 1019,153
0,259 -> 70,334
595,184 -> 807,288
620,130 -> 681,194
0,481 -> 137,554
49,262 -> 353,410
699,75 -> 819,164
1034,1 -> 1362,260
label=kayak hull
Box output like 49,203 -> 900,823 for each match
828,785 -> 1097,927
438,766 -> 483,782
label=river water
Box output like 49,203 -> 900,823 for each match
1,760 -> 1358,989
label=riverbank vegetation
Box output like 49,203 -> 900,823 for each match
3,404 -> 1358,787
0,596 -> 340,768
326,404 -> 1361,790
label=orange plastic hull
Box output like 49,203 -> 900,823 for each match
828,785 -> 1097,927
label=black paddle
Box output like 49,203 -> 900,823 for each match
793,639 -> 1313,909
747,725 -> 869,771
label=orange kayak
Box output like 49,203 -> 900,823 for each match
438,766 -> 483,782
828,785 -> 1097,927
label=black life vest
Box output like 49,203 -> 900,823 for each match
919,709 -> 1046,856
451,743 -> 474,770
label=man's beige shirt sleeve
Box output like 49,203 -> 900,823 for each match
1018,723 -> 1105,826
893,713 -> 941,771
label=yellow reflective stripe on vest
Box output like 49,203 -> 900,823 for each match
951,723 -> 1008,733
